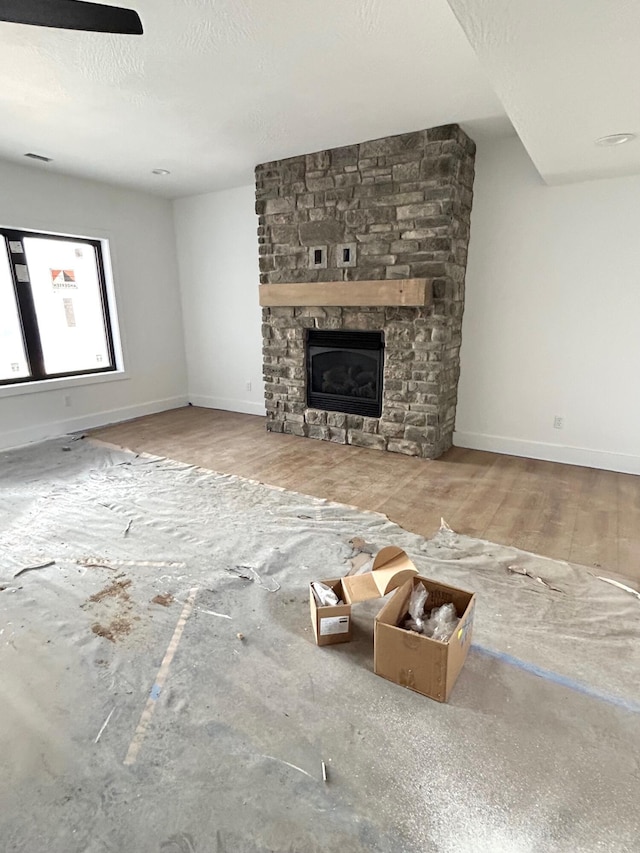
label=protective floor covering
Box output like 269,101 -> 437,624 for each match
1,437 -> 639,853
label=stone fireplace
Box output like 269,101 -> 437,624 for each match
256,124 -> 475,459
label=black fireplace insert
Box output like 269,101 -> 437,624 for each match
306,329 -> 384,417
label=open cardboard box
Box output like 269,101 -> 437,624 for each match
309,577 -> 352,646
374,575 -> 476,702
309,547 -> 417,647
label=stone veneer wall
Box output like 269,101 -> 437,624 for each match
256,125 -> 475,458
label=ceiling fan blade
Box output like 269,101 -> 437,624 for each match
0,0 -> 143,34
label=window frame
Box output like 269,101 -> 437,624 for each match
0,227 -> 117,387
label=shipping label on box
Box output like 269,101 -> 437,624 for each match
319,615 -> 350,636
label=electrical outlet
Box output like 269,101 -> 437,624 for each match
64,394 -> 72,408
245,381 -> 252,392
553,415 -> 564,429
308,245 -> 327,269
336,242 -> 357,268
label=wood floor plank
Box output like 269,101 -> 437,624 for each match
568,469 -> 620,574
91,406 -> 640,581
514,461 -> 585,562
618,473 -> 640,583
445,454 -> 527,540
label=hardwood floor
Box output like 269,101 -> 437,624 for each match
91,406 -> 640,582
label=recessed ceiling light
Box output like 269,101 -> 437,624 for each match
152,168 -> 170,176
24,152 -> 53,162
595,133 -> 636,147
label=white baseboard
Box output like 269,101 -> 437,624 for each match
454,431 -> 640,476
0,395 -> 189,452
189,394 -> 266,417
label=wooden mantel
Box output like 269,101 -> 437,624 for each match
258,278 -> 432,308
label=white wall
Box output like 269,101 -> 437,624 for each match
0,161 -> 188,451
455,135 -> 640,474
173,185 -> 264,415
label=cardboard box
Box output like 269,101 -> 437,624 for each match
374,575 -> 476,702
309,578 -> 352,646
310,546 -> 417,647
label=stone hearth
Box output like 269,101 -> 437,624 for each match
256,124 -> 475,459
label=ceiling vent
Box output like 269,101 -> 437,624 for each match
24,152 -> 53,162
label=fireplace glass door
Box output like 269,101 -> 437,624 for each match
306,329 -> 384,417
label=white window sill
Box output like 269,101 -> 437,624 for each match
0,369 -> 130,399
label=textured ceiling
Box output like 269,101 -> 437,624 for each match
0,0 -> 507,198
447,0 -> 640,184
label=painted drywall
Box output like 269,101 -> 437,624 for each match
455,135 -> 640,474
173,185 -> 264,415
0,160 -> 188,451
448,0 -> 640,184
0,1 -> 504,197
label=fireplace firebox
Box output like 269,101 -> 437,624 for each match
306,329 -> 384,417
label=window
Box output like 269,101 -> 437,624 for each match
0,228 -> 117,386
